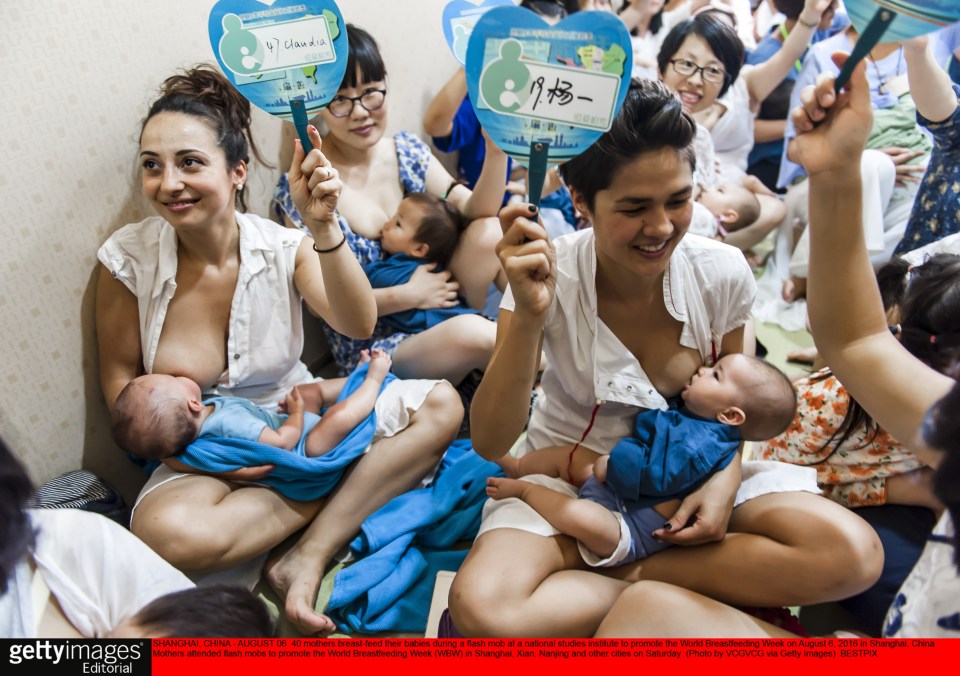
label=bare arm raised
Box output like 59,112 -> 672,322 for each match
289,125 -> 377,339
789,54 -> 953,466
470,203 -> 555,459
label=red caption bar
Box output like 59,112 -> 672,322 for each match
151,637 -> 954,676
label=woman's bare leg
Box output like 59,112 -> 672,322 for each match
131,477 -> 322,572
608,491 -> 883,607
265,381 -> 461,635
450,217 -> 508,310
392,314 -> 496,385
449,529 -> 628,637
596,581 -> 798,638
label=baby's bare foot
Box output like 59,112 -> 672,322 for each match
486,476 -> 527,500
357,349 -> 371,365
366,349 -> 392,381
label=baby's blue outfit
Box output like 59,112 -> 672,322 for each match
198,397 -> 321,455
580,406 -> 741,565
362,254 -> 477,332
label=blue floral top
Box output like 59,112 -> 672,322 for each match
895,84 -> 960,255
272,131 -> 433,374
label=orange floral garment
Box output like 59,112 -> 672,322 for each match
757,368 -> 923,507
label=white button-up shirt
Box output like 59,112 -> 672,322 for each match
503,229 -> 756,456
98,212 -> 311,406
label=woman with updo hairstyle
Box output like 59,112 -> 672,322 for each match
96,64 -> 463,636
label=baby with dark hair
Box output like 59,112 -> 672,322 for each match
109,585 -> 272,638
488,354 -> 797,566
363,192 -> 481,333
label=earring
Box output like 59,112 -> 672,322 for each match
237,183 -> 245,191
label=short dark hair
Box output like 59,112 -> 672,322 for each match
0,436 -> 35,595
130,585 -> 273,638
111,379 -> 198,461
341,24 -> 387,89
737,356 -> 797,441
143,65 -> 271,212
657,13 -> 745,98
404,192 -> 466,268
557,78 -> 697,211
522,0 -> 569,19
772,0 -> 806,20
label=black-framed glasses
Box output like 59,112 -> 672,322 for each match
669,59 -> 726,84
327,88 -> 387,118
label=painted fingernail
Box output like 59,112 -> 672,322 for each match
661,523 -> 673,531
528,205 -> 538,214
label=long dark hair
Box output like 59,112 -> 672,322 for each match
817,254 -> 960,456
0,436 -> 35,594
923,362 -> 960,566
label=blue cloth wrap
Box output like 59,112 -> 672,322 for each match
327,439 -> 502,634
362,254 -> 477,332
177,362 -> 394,501
605,406 -> 741,509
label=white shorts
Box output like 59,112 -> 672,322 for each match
476,460 -> 821,539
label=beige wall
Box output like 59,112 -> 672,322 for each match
0,0 -> 463,501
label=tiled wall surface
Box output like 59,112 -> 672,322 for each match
0,0 -> 458,500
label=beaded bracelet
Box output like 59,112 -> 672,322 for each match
312,232 -> 347,254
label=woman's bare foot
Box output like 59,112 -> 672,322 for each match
485,476 -> 529,500
264,543 -> 336,636
786,346 -> 819,365
781,276 -> 808,303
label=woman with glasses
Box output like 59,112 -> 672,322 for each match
274,25 -> 508,388
97,65 -> 463,637
657,0 -> 833,187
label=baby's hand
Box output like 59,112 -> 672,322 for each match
284,387 -> 304,417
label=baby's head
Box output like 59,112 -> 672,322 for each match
108,585 -> 272,638
111,374 -> 204,461
696,183 -> 760,232
380,192 -> 464,267
681,354 -> 796,441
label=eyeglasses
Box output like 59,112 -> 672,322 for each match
327,88 -> 387,118
669,59 -> 726,84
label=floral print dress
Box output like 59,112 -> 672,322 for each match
758,368 -> 924,507
273,131 -> 433,375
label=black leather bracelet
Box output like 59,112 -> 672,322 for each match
312,232 -> 347,254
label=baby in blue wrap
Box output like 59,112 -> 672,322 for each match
111,349 -> 392,462
487,354 -> 797,566
364,192 -> 479,332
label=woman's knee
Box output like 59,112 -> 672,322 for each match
791,502 -> 885,601
450,315 -> 496,358
419,380 -> 463,442
449,563 -> 508,636
132,500 -> 234,571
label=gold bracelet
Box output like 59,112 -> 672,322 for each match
312,232 -> 347,254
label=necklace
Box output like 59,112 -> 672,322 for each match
867,45 -> 903,97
